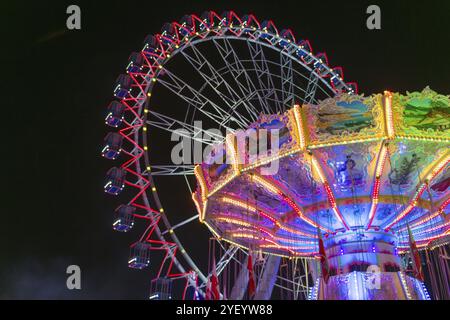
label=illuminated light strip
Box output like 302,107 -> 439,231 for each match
215,216 -> 253,228
309,155 -> 326,184
276,237 -> 316,245
398,271 -> 412,300
395,134 -> 450,144
309,136 -> 384,149
419,282 -> 431,300
398,228 -> 450,247
353,271 -> 360,300
324,183 -> 349,230
207,174 -> 236,198
194,165 -> 208,201
260,242 -> 295,255
220,195 -> 317,237
261,237 -> 293,253
308,278 -> 321,300
281,194 -> 327,231
288,108 -> 301,148
259,242 -> 317,256
309,153 -> 349,230
221,195 -> 259,212
251,174 -> 281,195
220,235 -> 317,259
241,147 -> 301,172
406,227 -> 450,242
230,226 -> 316,245
203,220 -> 222,240
398,223 -> 449,240
226,133 -> 240,175
367,142 -> 389,229
228,232 -> 266,240
275,222 -> 317,238
258,210 -> 277,224
397,197 -> 449,232
229,229 -> 314,245
250,174 -> 328,231
383,91 -> 395,139
419,150 -> 450,183
292,104 -> 308,150
411,221 -> 450,237
385,151 -> 450,230
260,244 -> 316,250
192,192 -> 203,217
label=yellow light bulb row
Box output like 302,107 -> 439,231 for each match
367,142 -> 389,228
226,133 -> 240,175
230,226 -> 315,245
207,173 -> 238,198
215,216 -> 253,227
203,220 -> 221,239
251,174 -> 282,195
241,147 -> 301,172
221,196 -> 258,212
309,155 -> 326,184
309,136 -> 384,149
194,165 -> 208,201
229,232 -> 261,240
192,192 -> 203,220
396,134 -> 450,143
383,91 -> 395,139
292,105 -> 308,150
423,152 -> 450,182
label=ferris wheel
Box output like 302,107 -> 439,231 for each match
101,10 -> 357,299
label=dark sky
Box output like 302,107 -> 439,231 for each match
2,0 -> 449,299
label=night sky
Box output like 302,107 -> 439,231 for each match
2,0 -> 449,299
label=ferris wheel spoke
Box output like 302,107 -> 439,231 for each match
246,41 -> 283,112
180,44 -> 259,125
280,53 -> 295,109
197,52 -> 325,112
183,173 -> 194,194
146,110 -> 224,145
157,68 -> 237,131
161,214 -> 199,235
302,71 -> 320,105
149,165 -> 195,176
240,58 -> 329,102
212,38 -> 273,115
